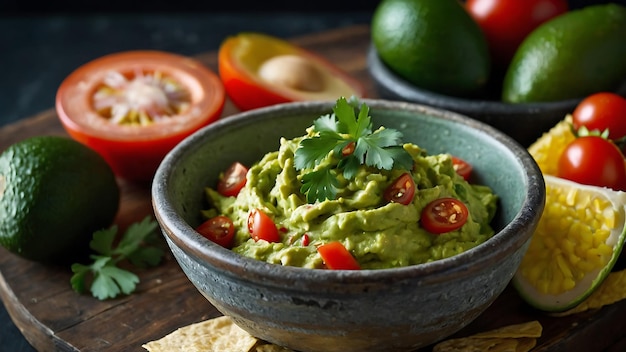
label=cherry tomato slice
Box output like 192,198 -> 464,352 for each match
217,162 -> 248,197
451,156 -> 473,181
466,0 -> 568,67
572,92 -> 626,141
218,32 -> 366,111
317,241 -> 361,270
56,50 -> 226,182
558,136 -> 626,191
247,209 -> 281,243
196,215 -> 235,248
421,198 -> 469,234
384,173 -> 416,205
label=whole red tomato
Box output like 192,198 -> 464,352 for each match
558,136 -> 626,191
465,0 -> 568,67
572,92 -> 626,141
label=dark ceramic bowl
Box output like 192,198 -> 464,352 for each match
152,99 -> 545,352
367,45 -> 584,148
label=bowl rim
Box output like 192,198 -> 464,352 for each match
152,99 -> 545,289
366,45 -> 582,115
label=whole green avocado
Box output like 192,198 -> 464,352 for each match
371,0 -> 490,98
0,136 -> 120,263
502,3 -> 626,103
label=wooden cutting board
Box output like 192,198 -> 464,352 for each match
1,25 -> 626,352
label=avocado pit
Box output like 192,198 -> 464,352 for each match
258,54 -> 325,92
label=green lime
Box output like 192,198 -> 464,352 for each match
503,3 -> 626,103
0,136 -> 120,263
371,0 -> 490,97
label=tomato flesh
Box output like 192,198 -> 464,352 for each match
572,92 -> 626,141
558,136 -> 626,191
451,156 -> 473,181
247,209 -> 281,243
384,173 -> 416,205
317,241 -> 360,270
56,50 -> 225,182
466,0 -> 568,67
217,162 -> 248,197
196,215 -> 235,248
421,198 -> 469,234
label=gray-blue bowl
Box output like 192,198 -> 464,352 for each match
151,99 -> 545,352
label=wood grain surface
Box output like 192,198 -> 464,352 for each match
1,24 -> 625,352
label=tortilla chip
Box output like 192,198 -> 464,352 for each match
515,338 -> 537,352
554,269 -> 626,316
470,320 -> 543,339
142,315 -> 258,352
433,337 -> 520,352
432,320 -> 542,352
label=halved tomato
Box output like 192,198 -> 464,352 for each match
218,32 -> 366,111
421,197 -> 469,234
196,215 -> 235,248
56,50 -> 226,182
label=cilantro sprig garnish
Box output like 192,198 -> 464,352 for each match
70,216 -> 165,300
294,97 -> 413,203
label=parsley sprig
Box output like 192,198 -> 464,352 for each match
294,97 -> 413,203
70,216 -> 165,300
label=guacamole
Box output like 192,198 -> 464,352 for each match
203,130 -> 498,270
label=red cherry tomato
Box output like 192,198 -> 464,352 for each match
421,198 -> 469,234
558,136 -> 626,191
317,241 -> 361,270
56,51 -> 226,182
218,32 -> 365,111
217,162 -> 248,197
247,209 -> 281,243
465,0 -> 568,67
451,156 -> 473,181
572,92 -> 626,141
196,215 -> 235,248
383,173 -> 416,205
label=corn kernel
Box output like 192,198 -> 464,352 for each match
518,178 -> 622,296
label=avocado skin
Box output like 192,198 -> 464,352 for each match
0,136 -> 120,264
502,4 -> 626,103
371,0 -> 490,98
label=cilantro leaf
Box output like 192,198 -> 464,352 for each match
333,97 -> 358,133
338,156 -> 361,180
300,169 -> 341,203
294,131 -> 344,170
89,226 -> 118,256
312,113 -> 339,133
294,97 -> 414,203
91,261 -> 140,300
69,216 -> 164,300
113,216 -> 159,258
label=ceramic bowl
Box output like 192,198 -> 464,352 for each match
151,99 -> 545,352
367,45 -> 585,148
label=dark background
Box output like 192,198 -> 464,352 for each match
1,1 -> 625,351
